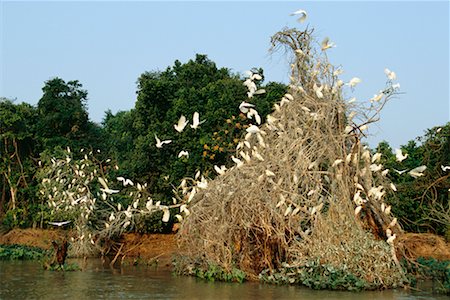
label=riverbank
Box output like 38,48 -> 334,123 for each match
1,229 -> 449,271
0,228 -> 176,270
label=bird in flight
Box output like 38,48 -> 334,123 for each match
190,112 -> 205,129
290,9 -> 307,23
409,165 -> 426,178
174,115 -> 188,133
155,134 -> 172,148
48,221 -> 71,227
395,149 -> 408,162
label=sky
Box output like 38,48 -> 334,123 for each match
1,0 -> 449,149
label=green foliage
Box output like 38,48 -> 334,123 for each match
0,244 -> 47,260
192,264 -> 246,283
259,260 -> 368,291
403,257 -> 450,294
379,123 -> 450,235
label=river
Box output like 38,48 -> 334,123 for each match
0,259 -> 446,299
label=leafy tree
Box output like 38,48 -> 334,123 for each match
0,98 -> 38,224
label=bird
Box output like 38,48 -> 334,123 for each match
384,68 -> 397,81
321,37 -> 336,51
214,165 -> 227,175
441,165 -> 450,172
409,165 -> 427,178
239,101 -> 255,114
117,177 -> 134,186
178,150 -> 189,158
348,77 -> 361,88
393,169 -> 408,175
395,149 -> 408,162
48,221 -> 71,227
190,112 -> 205,129
246,125 -> 260,134
290,9 -> 307,23
174,115 -> 189,133
155,134 -> 172,148
98,177 -> 120,194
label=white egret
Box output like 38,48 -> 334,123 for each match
239,101 -> 255,114
371,153 -> 382,163
381,169 -> 389,176
384,68 -> 397,80
386,234 -> 396,245
409,165 -> 427,178
98,177 -> 120,194
321,37 -> 336,51
393,169 -> 408,175
354,206 -> 363,215
174,115 -> 189,133
441,165 -> 450,172
290,9 -> 307,23
155,134 -> 172,148
395,149 -> 408,162
246,125 -> 260,134
214,165 -> 227,175
190,112 -> 205,129
390,183 -> 397,192
265,169 -> 276,177
48,221 -> 71,227
348,77 -> 361,88
370,164 -> 383,172
162,207 -> 170,222
178,150 -> 189,158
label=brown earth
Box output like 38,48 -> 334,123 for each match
0,228 -> 177,270
1,229 -> 448,270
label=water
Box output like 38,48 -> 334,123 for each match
0,260 -> 446,300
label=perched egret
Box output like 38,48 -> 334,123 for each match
409,165 -> 427,178
239,101 -> 255,114
354,206 -> 363,215
395,149 -> 408,162
386,234 -> 396,244
384,68 -> 397,80
48,221 -> 71,227
174,115 -> 189,133
155,134 -> 172,148
246,125 -> 260,134
371,153 -> 382,163
190,112 -> 205,129
98,177 -> 120,194
214,165 -> 227,175
290,9 -> 307,23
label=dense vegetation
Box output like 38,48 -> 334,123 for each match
0,54 -> 448,241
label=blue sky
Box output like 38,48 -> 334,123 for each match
1,1 -> 449,149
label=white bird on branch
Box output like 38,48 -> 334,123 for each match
239,101 -> 255,114
441,165 -> 450,172
178,150 -> 189,158
174,115 -> 188,133
98,177 -> 120,194
155,134 -> 172,148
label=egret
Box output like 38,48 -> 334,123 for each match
370,164 -> 383,172
348,77 -> 361,88
321,37 -> 335,51
190,112 -> 205,129
214,165 -> 227,175
290,9 -> 307,23
395,149 -> 408,162
389,217 -> 398,228
441,165 -> 450,172
265,169 -> 276,177
381,169 -> 389,176
371,153 -> 382,163
354,206 -> 362,215
390,183 -> 397,192
155,134 -> 172,148
48,221 -> 71,227
384,68 -> 397,80
98,177 -> 120,194
313,83 -> 324,98
239,101 -> 255,114
386,234 -> 396,245
178,150 -> 189,158
246,125 -> 260,134
174,115 -> 188,133
409,165 -> 427,178
117,177 -> 133,186
393,169 -> 408,175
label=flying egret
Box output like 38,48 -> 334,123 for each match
321,37 -> 336,51
190,112 -> 206,129
178,150 -> 189,158
174,115 -> 189,133
409,165 -> 427,178
239,101 -> 255,114
441,165 -> 450,172
48,221 -> 71,227
393,169 -> 408,175
395,149 -> 408,162
155,134 -> 172,148
98,177 -> 120,194
348,77 -> 361,88
290,9 -> 307,23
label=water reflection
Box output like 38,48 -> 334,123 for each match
0,260 -> 446,300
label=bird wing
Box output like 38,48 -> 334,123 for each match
192,112 -> 199,126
